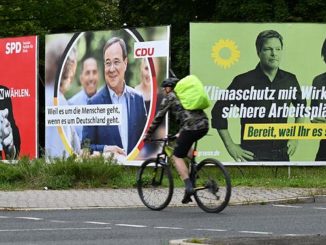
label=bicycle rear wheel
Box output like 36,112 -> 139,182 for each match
137,158 -> 174,211
193,158 -> 231,213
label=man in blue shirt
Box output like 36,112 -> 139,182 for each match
212,30 -> 306,162
82,37 -> 147,156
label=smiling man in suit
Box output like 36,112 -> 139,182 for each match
82,37 -> 147,156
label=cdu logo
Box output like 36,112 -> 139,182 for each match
134,40 -> 168,58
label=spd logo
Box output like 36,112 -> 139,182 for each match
5,42 -> 22,54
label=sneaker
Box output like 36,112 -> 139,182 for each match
181,187 -> 194,204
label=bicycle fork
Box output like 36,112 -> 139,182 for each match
151,158 -> 167,186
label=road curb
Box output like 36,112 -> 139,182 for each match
1,195 -> 325,211
225,196 -> 316,207
170,235 -> 326,245
315,195 -> 326,203
169,234 -> 326,245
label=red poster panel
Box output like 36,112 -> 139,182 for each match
0,36 -> 38,160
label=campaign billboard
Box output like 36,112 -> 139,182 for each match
0,36 -> 38,160
45,26 -> 170,164
190,23 -> 326,165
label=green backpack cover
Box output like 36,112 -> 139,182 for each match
174,75 -> 210,110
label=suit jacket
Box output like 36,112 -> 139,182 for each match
82,85 -> 147,154
0,85 -> 21,159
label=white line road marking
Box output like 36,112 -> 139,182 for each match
49,220 -> 69,223
272,204 -> 302,208
283,233 -> 311,236
0,227 -> 112,232
15,217 -> 44,220
0,216 -> 9,219
239,230 -> 273,235
193,228 -> 227,232
313,207 -> 326,210
84,221 -> 111,225
115,224 -> 147,228
154,226 -> 184,230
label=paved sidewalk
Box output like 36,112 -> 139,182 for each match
0,187 -> 325,210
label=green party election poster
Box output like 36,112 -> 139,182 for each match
190,23 -> 326,165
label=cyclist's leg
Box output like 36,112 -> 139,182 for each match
172,156 -> 189,180
173,131 -> 195,203
186,129 -> 208,158
173,129 -> 208,203
173,131 -> 194,179
183,128 -> 209,159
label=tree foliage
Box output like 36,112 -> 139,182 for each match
119,0 -> 217,77
1,0 -> 326,77
118,0 -> 326,76
0,0 -> 120,37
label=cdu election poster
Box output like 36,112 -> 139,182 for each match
190,23 -> 326,165
0,36 -> 38,160
45,26 -> 170,164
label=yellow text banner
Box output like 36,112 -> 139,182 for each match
244,123 -> 326,140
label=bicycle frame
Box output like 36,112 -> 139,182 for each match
153,136 -> 200,184
149,135 -> 176,166
150,136 -> 205,189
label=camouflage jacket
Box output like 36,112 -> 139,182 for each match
147,91 -> 209,136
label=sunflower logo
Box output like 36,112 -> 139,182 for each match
211,39 -> 240,69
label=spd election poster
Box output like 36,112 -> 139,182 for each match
45,26 -> 170,165
0,36 -> 38,160
190,23 -> 326,165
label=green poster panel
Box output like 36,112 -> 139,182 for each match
190,23 -> 326,164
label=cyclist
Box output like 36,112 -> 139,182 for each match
144,77 -> 209,204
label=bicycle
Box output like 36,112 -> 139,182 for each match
137,135 -> 232,213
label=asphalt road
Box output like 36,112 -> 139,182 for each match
0,203 -> 325,245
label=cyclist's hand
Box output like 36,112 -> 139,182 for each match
226,143 -> 254,162
287,139 -> 298,156
103,145 -> 126,156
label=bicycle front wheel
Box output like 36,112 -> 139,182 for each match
194,158 -> 231,213
137,158 -> 174,211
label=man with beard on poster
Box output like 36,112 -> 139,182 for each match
82,37 -> 147,156
211,30 -> 306,162
0,85 -> 20,159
